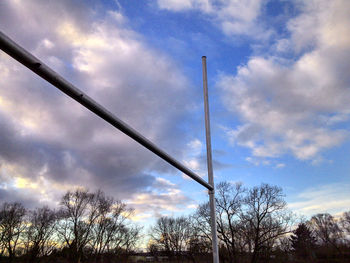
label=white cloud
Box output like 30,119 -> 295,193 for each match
126,177 -> 193,220
219,0 -> 350,161
157,0 -> 212,12
287,0 -> 350,52
245,156 -> 264,166
157,0 -> 271,39
183,138 -> 205,177
275,163 -> 285,169
187,139 -> 203,154
244,156 -> 285,168
288,183 -> 350,217
158,0 -> 197,11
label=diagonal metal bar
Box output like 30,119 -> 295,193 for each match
0,31 -> 213,191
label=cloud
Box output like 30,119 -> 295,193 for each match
126,177 -> 194,220
275,163 -> 285,169
183,139 -> 204,177
183,139 -> 230,180
156,0 -> 272,40
288,183 -> 350,217
0,0 -> 197,208
287,0 -> 350,53
219,0 -> 350,161
157,0 -> 205,11
245,156 -> 270,166
243,155 -> 285,168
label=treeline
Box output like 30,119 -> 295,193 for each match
148,182 -> 350,263
0,189 -> 141,263
1,183 -> 349,263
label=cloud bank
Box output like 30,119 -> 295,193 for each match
289,183 -> 350,217
0,0 -> 198,216
218,0 -> 350,161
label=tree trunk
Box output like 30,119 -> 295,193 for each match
251,250 -> 258,263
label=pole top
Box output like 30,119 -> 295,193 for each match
202,56 -> 207,59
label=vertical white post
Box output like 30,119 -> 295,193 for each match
202,56 -> 219,263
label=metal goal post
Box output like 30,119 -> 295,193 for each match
0,31 -> 219,263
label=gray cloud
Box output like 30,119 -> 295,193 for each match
0,0 -> 198,209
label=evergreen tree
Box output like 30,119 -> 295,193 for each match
290,223 -> 317,260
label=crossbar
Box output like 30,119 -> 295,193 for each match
0,31 -> 213,191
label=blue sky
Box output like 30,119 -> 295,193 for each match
0,0 -> 349,225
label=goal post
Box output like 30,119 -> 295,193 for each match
0,31 -> 220,263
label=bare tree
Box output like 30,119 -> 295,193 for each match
193,182 -> 292,263
309,213 -> 343,252
192,203 -> 212,244
0,214 -> 5,258
89,195 -> 140,262
340,211 -> 350,236
88,193 -> 115,261
56,189 -> 101,263
215,182 -> 245,263
0,202 -> 26,263
277,236 -> 291,253
339,211 -> 350,249
150,216 -> 192,260
187,233 -> 211,255
23,206 -> 57,263
110,223 -> 141,256
242,184 -> 293,263
192,182 -> 245,261
186,216 -> 211,263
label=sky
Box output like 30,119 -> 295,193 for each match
0,0 -> 350,226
